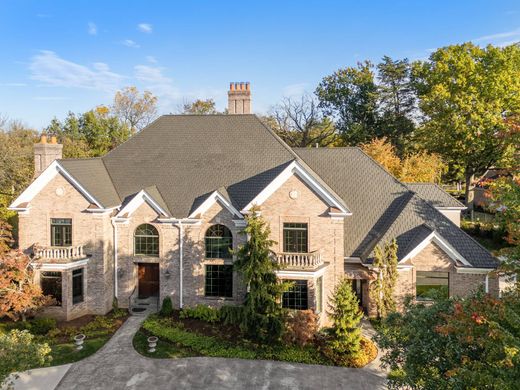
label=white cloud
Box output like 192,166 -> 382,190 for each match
146,56 -> 157,64
473,27 -> 520,46
88,22 -> 97,35
138,23 -> 153,33
122,39 -> 140,48
282,83 -> 308,98
0,83 -> 27,87
134,65 -> 171,84
133,64 -> 181,108
29,50 -> 124,92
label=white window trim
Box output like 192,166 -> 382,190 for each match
9,161 -> 103,210
240,161 -> 351,216
188,190 -> 243,219
275,266 -> 328,278
115,189 -> 169,219
400,230 -> 472,266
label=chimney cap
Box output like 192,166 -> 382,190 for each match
40,134 -> 48,144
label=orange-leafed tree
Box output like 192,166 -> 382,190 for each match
0,250 -> 53,321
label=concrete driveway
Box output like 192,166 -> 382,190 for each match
49,316 -> 385,390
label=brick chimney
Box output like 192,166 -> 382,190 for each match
228,82 -> 252,114
34,134 -> 63,178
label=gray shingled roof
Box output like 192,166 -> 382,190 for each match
101,115 -> 297,216
294,147 -> 498,268
59,158 -> 120,207
405,183 -> 466,209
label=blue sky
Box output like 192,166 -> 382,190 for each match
1,0 -> 519,129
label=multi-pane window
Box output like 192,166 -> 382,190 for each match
134,224 -> 159,256
283,223 -> 308,253
316,276 -> 323,313
282,279 -> 308,310
416,271 -> 449,300
72,268 -> 84,304
205,265 -> 233,298
205,225 -> 233,259
41,271 -> 62,306
51,218 -> 72,246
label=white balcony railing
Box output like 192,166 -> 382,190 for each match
275,250 -> 323,269
34,245 -> 87,261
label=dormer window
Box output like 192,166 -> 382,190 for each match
283,223 -> 308,253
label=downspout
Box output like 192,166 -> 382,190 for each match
179,221 -> 184,309
111,218 -> 118,300
485,273 -> 489,294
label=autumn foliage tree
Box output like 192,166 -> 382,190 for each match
0,250 -> 53,321
361,137 -> 445,183
112,86 -> 158,133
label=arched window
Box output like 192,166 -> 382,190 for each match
134,224 -> 159,256
205,224 -> 232,259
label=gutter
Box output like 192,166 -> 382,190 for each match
111,218 -> 119,300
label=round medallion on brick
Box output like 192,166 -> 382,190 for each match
55,186 -> 65,196
289,190 -> 298,199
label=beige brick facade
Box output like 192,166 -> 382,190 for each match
18,171 -> 496,323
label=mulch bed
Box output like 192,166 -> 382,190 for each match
169,310 -> 243,342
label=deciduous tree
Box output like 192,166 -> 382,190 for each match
112,86 -> 158,132
0,250 -> 53,321
267,94 -> 339,147
181,99 -> 219,115
413,43 -> 520,208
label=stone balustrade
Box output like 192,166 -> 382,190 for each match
275,250 -> 323,269
34,245 -> 87,260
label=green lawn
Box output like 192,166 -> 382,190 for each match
50,336 -> 109,366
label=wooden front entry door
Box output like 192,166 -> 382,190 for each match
138,263 -> 159,298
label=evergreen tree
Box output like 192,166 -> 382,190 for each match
233,207 -> 288,343
370,239 -> 399,318
327,278 -> 363,359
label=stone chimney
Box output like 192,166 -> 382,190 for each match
228,82 -> 251,114
34,134 -> 63,178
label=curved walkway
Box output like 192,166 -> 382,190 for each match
52,316 -> 386,390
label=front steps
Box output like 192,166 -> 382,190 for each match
130,296 -> 159,316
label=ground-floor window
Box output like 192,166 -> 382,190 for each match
315,276 -> 323,313
72,268 -> 84,304
205,265 -> 233,298
282,279 -> 308,310
41,271 -> 62,306
416,271 -> 449,300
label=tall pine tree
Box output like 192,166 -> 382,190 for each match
370,239 -> 398,318
233,207 -> 288,343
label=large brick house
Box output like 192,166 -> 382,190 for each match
10,83 -> 499,324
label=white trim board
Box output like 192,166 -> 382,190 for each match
275,266 -> 328,278
240,161 -> 351,216
400,230 -> 472,266
115,189 -> 169,218
188,190 -> 243,219
35,258 -> 89,271
9,161 -> 103,210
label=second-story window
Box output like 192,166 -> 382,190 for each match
51,218 -> 72,246
134,224 -> 159,257
205,224 -> 233,259
283,223 -> 308,253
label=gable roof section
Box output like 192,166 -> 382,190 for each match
188,188 -> 242,218
405,183 -> 465,209
9,160 -> 106,210
101,115 -> 297,217
294,147 -> 498,269
116,187 -> 170,218
241,160 -> 350,215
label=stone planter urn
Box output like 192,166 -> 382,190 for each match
147,336 -> 158,353
74,334 -> 86,351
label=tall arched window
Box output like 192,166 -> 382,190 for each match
134,224 -> 159,256
205,224 -> 232,259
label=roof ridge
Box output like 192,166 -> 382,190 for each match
100,156 -> 123,203
355,147 -> 411,191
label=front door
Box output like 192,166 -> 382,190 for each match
138,263 -> 159,298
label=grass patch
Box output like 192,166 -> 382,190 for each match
50,336 -> 109,366
134,315 -> 336,366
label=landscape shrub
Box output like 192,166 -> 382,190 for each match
180,305 -> 221,323
28,318 -> 57,335
219,305 -> 244,326
345,337 -> 378,368
323,278 -> 364,365
283,310 -> 318,347
159,297 -> 173,317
